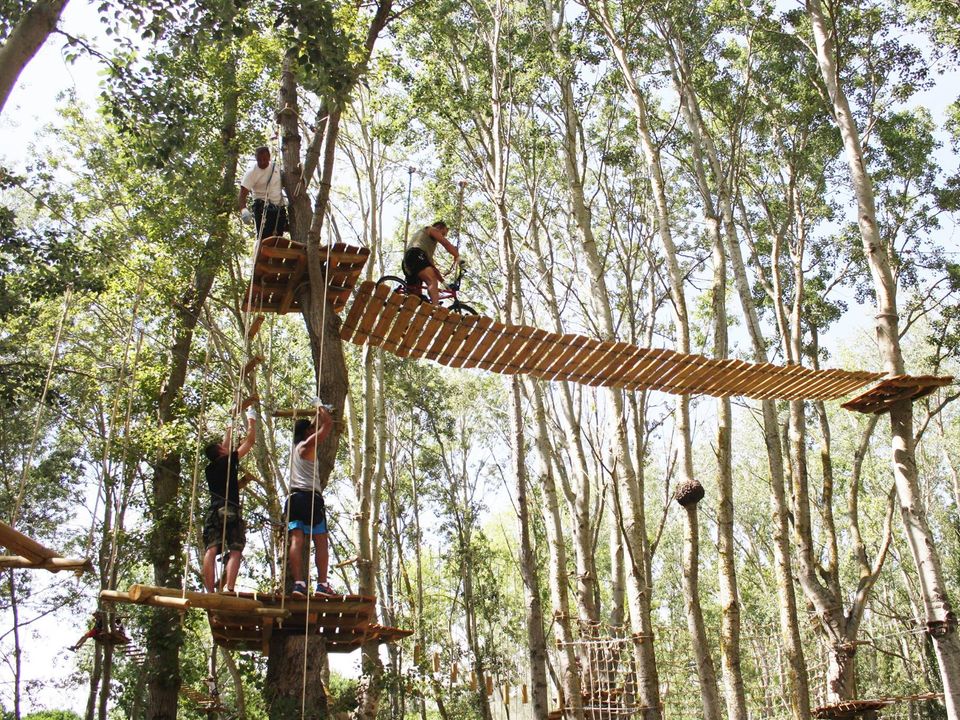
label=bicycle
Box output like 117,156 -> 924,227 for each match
376,260 -> 479,315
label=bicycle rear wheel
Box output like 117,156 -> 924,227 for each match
376,275 -> 408,294
448,301 -> 478,315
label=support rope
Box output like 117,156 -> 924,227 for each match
10,287 -> 73,527
105,328 -> 145,592
182,340 -> 214,596
85,279 -> 146,561
300,205 -> 337,719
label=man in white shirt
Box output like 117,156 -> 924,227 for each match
237,146 -> 288,239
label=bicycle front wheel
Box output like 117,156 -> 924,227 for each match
448,301 -> 478,315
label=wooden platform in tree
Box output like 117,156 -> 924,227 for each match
243,238 -> 369,314
100,584 -> 411,655
840,375 -> 953,414
812,692 -> 943,719
180,685 -> 230,715
341,282 -> 941,404
0,520 -> 92,573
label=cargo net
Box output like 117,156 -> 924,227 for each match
549,622 -> 649,720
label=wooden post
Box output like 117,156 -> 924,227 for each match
470,671 -> 477,691
433,652 -> 440,673
522,684 -> 528,704
451,662 -> 458,683
486,676 -> 493,696
0,520 -> 57,563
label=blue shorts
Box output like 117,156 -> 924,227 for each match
285,491 -> 327,535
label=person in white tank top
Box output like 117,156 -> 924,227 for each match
284,406 -> 335,597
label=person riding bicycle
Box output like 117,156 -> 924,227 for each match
402,220 -> 460,304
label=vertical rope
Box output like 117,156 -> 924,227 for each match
85,280 -> 145,558
182,340 -> 214,596
301,207 -> 336,719
10,287 -> 73,527
403,167 -> 415,247
106,329 -> 145,590
453,180 -> 467,251
215,134 -> 282,590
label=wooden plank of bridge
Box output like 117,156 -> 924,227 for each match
382,296 -> 423,354
406,304 -> 451,360
442,314 -> 493,367
394,299 -> 436,359
352,283 -> 394,345
430,312 -> 475,364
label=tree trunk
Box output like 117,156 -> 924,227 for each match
806,2 -> 960,715
658,25 -> 811,716
529,379 -> 585,720
145,24 -> 240,718
625,49 -> 719,720
510,376 -> 550,719
354,122 -> 386,720
0,0 -> 70,115
85,642 -> 102,720
10,570 -> 22,720
264,634 -> 330,719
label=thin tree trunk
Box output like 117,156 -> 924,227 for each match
355,128 -> 386,720
510,376 -> 550,719
10,570 -> 22,720
529,380 -> 585,720
659,24 -> 811,715
806,2 -> 960,715
144,21 -> 240,717
664,41 -> 748,720
85,642 -> 103,720
0,0 -> 69,115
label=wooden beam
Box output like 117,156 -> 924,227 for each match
261,616 -> 273,655
242,356 -> 263,377
259,245 -> 306,261
0,521 -> 57,563
246,314 -> 265,341
128,584 -> 263,613
271,408 -> 320,418
0,555 -> 92,572
101,588 -> 189,610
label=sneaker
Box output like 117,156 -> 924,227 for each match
291,581 -> 307,598
315,582 -> 338,596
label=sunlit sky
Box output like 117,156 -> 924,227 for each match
2,0 -> 959,714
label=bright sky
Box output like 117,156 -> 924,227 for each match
2,0 -> 960,715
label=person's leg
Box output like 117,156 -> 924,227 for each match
252,200 -> 265,237
263,204 -> 278,238
315,532 -> 328,586
223,551 -> 242,592
276,206 -> 288,236
202,545 -> 219,592
289,529 -> 305,583
418,265 -> 443,303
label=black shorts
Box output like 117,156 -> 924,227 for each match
253,199 -> 288,239
402,248 -> 432,283
285,490 -> 328,535
202,504 -> 246,553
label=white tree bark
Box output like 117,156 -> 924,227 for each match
664,28 -> 812,718
806,2 -> 960,715
0,0 -> 70,115
547,3 -> 664,715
